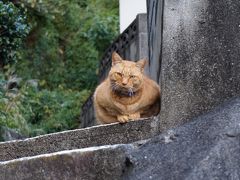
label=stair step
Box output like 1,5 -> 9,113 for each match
0,144 -> 135,180
0,117 -> 159,162
2,98 -> 240,180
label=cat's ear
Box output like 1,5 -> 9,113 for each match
136,59 -> 147,72
112,52 -> 123,66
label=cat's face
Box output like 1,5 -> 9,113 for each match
109,52 -> 146,95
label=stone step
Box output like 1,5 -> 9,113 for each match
0,144 -> 135,180
1,97 -> 240,180
0,117 -> 159,162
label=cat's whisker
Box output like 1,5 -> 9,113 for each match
128,88 -> 134,96
111,83 -> 119,91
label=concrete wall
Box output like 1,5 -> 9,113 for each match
0,118 -> 158,161
82,0 -> 240,132
147,0 -> 240,130
2,98 -> 240,179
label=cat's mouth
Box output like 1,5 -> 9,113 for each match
110,83 -> 137,97
113,88 -> 136,97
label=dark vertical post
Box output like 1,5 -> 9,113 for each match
147,0 -> 164,82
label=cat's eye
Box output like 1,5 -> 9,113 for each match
116,72 -> 122,76
130,75 -> 136,78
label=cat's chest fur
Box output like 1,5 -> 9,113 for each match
109,90 -> 142,113
95,85 -> 140,114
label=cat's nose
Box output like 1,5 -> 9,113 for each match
122,79 -> 128,86
122,82 -> 127,86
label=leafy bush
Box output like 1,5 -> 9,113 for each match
0,77 -> 90,137
0,1 -> 30,67
15,0 -> 119,90
0,74 -> 29,135
87,16 -> 119,53
21,86 -> 90,136
0,0 -> 119,140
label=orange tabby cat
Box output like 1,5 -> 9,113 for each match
94,52 -> 160,124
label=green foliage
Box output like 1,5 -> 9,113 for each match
0,0 -> 119,140
21,86 -> 90,136
0,1 -> 30,66
87,16 -> 119,53
0,76 -> 90,137
16,0 -> 119,90
0,75 -> 29,135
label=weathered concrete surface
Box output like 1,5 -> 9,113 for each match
123,97 -> 240,180
0,117 -> 159,161
1,97 -> 240,180
151,0 -> 240,130
0,144 -> 135,180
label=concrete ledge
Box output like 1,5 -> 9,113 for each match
1,98 -> 240,180
0,117 -> 159,161
0,144 -> 135,180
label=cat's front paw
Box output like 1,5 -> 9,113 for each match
128,113 -> 140,120
117,115 -> 130,123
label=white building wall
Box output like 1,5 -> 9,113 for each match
119,0 -> 147,32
